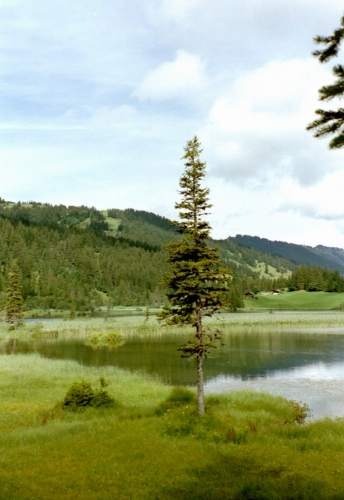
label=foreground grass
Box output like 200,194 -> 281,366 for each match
1,355 -> 344,498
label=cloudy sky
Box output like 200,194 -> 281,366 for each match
1,0 -> 343,246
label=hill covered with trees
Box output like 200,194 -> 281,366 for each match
233,235 -> 344,272
0,199 -> 293,313
2,199 -> 344,314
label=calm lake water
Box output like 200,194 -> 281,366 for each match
3,331 -> 344,419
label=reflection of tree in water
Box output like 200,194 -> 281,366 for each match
4,332 -> 344,386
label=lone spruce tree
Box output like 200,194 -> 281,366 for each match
6,261 -> 23,328
160,136 -> 230,416
307,15 -> 344,148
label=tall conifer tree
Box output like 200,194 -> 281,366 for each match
5,261 -> 23,328
307,15 -> 344,148
160,137 -> 230,416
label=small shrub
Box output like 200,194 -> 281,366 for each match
86,331 -> 124,350
62,380 -> 115,411
63,381 -> 95,410
290,401 -> 310,424
91,389 -> 114,408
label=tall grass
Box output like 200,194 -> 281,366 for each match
1,354 -> 344,498
1,310 -> 344,344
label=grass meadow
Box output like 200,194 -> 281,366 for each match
2,354 -> 344,499
245,290 -> 344,311
1,310 -> 344,498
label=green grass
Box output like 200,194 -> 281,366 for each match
246,290 -> 344,311
102,210 -> 121,237
1,354 -> 344,498
18,291 -> 344,323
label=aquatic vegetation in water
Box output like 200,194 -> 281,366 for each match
85,331 -> 124,350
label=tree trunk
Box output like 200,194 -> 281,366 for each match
196,353 -> 205,416
196,307 -> 205,416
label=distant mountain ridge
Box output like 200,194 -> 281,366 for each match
233,235 -> 344,273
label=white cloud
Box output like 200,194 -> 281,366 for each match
1,0 -> 344,247
201,58 -> 342,185
278,173 -> 344,222
159,0 -> 206,21
134,50 -> 207,101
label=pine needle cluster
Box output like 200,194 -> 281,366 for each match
307,15 -> 344,149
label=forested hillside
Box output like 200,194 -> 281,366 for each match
0,200 -> 293,312
233,235 -> 344,272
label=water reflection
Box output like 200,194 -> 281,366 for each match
2,331 -> 344,418
2,331 -> 344,383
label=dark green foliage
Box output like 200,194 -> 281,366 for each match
62,380 -> 115,411
63,381 -> 95,409
89,210 -> 109,234
234,235 -> 344,271
5,199 -> 344,313
307,15 -> 344,148
108,208 -> 176,233
161,137 -> 230,327
226,283 -> 244,312
107,207 -> 177,248
0,208 -> 167,310
288,266 -> 344,292
162,240 -> 229,325
5,260 -> 23,328
91,389 -> 115,408
0,200 -> 94,229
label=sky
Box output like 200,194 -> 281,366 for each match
1,0 -> 344,246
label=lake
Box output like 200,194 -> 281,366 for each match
3,330 -> 344,419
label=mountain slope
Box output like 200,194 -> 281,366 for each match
0,200 -> 294,310
233,235 -> 344,273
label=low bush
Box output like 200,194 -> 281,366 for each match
85,331 -> 124,350
63,379 -> 115,411
289,401 -> 310,424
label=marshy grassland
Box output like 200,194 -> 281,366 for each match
1,311 -> 344,498
2,308 -> 344,342
2,353 -> 344,499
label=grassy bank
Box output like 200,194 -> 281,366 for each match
1,310 -> 344,345
246,290 -> 344,311
15,291 -> 344,321
1,354 -> 344,499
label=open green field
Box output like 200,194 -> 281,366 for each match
1,353 -> 344,499
2,313 -> 344,498
245,290 -> 344,311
